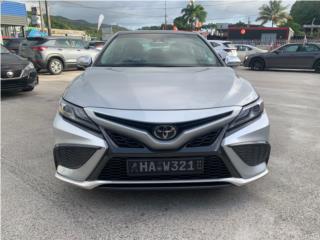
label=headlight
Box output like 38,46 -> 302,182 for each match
228,98 -> 264,130
22,62 -> 35,77
59,99 -> 99,132
244,56 -> 248,60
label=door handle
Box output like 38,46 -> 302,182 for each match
77,49 -> 81,51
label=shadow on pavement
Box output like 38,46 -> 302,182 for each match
64,185 -> 252,212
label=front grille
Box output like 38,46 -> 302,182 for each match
98,156 -> 231,181
1,69 -> 22,79
107,131 -> 145,148
186,130 -> 221,148
96,111 -> 231,137
105,129 -> 222,149
232,143 -> 271,166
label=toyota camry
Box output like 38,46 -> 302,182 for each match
53,31 -> 270,189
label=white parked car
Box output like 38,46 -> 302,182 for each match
208,40 -> 238,60
234,44 -> 268,62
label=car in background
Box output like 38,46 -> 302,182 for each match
2,38 -> 24,54
234,44 -> 267,62
88,41 -> 105,51
1,46 -> 38,92
19,37 -> 99,75
208,40 -> 238,60
243,43 -> 320,72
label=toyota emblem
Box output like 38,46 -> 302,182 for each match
6,71 -> 14,78
153,125 -> 177,140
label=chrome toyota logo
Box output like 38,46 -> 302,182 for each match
153,125 -> 177,140
6,71 -> 14,78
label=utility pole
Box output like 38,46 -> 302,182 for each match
44,0 -> 52,36
164,0 -> 167,30
38,1 -> 44,32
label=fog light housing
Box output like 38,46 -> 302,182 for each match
232,143 -> 271,166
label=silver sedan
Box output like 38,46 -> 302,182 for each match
53,31 -> 270,189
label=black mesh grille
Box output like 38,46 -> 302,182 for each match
1,69 -> 22,79
186,130 -> 221,148
106,129 -> 221,149
232,143 -> 271,166
98,156 -> 231,181
107,131 -> 145,148
53,146 -> 98,169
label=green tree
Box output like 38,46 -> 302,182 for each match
234,21 -> 247,27
173,16 -> 188,30
279,18 -> 303,35
290,1 -> 320,25
201,23 -> 216,30
181,2 -> 207,30
256,0 -> 288,27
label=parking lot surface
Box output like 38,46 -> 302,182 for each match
2,68 -> 320,240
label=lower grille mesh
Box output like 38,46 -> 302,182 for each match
232,143 -> 270,166
98,156 -> 231,181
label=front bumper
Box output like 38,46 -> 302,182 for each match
53,108 -> 270,189
1,71 -> 38,92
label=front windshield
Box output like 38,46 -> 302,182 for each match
0,46 -> 10,54
96,33 -> 221,67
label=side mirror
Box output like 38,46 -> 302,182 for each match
274,50 -> 280,54
225,55 -> 241,67
77,56 -> 92,69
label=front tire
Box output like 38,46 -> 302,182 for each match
250,59 -> 265,71
48,58 -> 63,75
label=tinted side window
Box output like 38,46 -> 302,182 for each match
237,45 -> 250,51
281,45 -> 299,53
300,44 -> 319,52
69,39 -> 84,48
42,40 -> 56,47
55,39 -> 70,48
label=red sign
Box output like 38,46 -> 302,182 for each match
240,28 -> 246,35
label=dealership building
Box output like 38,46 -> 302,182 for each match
1,1 -> 27,38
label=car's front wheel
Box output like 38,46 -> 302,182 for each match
314,60 -> 320,73
48,58 -> 63,75
250,59 -> 265,71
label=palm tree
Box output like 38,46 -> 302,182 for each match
181,2 -> 207,30
256,0 -> 288,27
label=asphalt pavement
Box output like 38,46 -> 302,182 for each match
1,68 -> 320,240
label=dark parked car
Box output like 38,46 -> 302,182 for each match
1,46 -> 38,92
19,37 -> 99,75
244,43 -> 320,72
2,38 -> 24,54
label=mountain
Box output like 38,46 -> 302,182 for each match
28,13 -> 128,38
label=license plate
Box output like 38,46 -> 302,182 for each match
127,159 -> 204,176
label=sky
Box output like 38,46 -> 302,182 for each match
20,0 -> 296,29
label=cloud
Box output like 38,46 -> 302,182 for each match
20,0 -> 296,29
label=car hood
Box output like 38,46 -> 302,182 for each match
1,53 -> 29,67
63,67 -> 258,110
